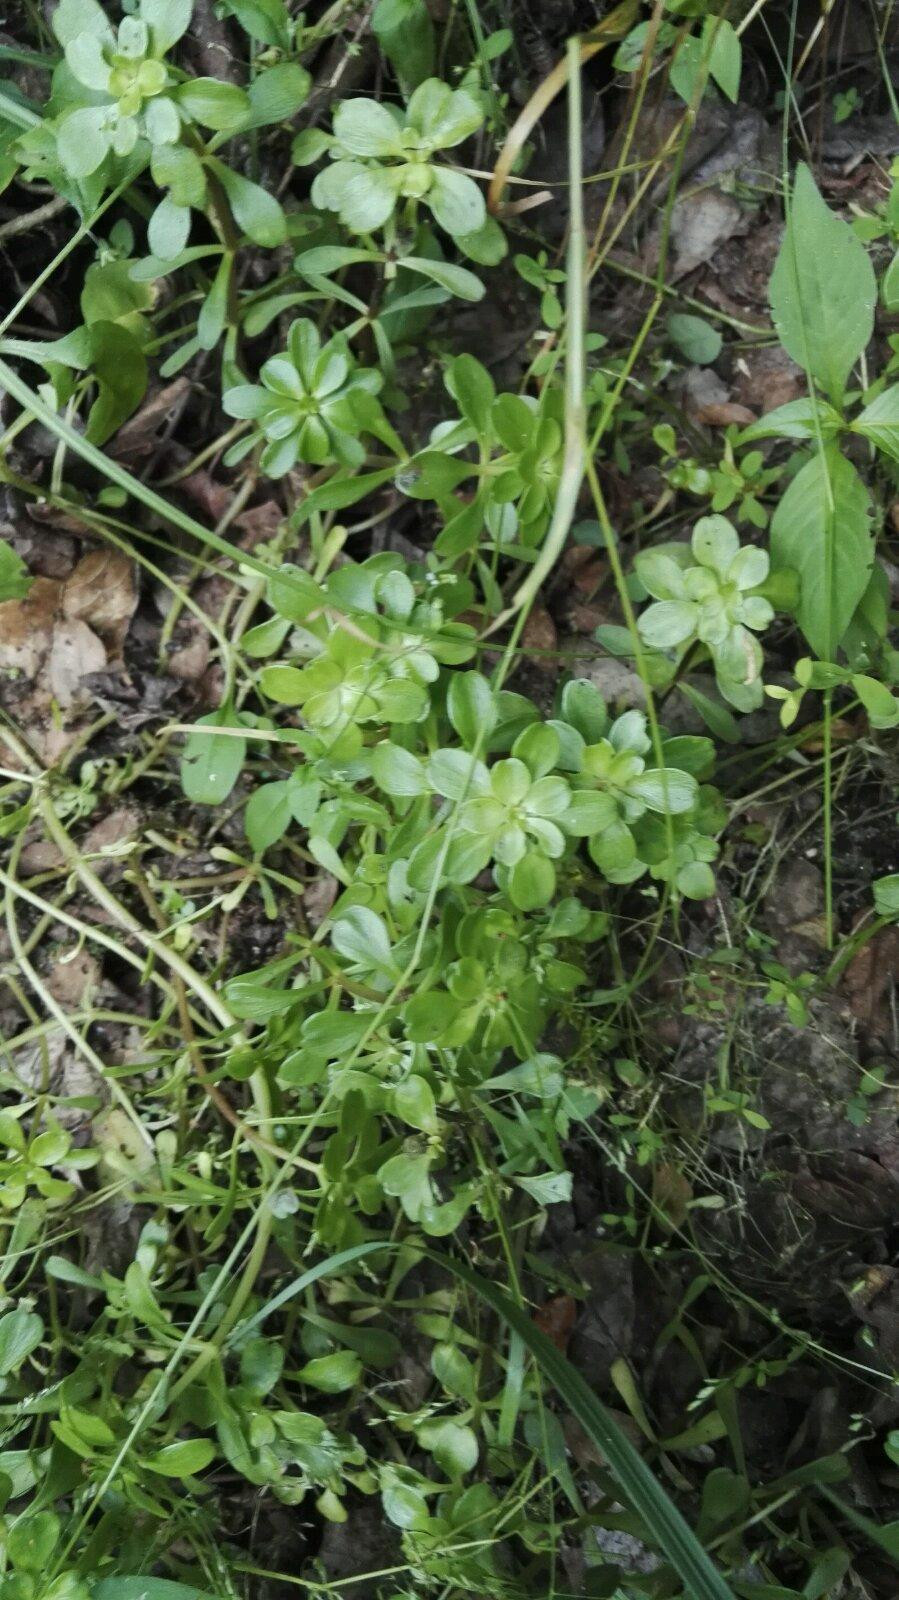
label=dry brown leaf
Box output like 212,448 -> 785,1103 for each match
304,871 -> 339,928
842,925 -> 899,1042
521,606 -> 558,672
45,948 -> 102,1011
652,1162 -> 692,1231
234,499 -> 284,548
110,377 -> 190,459
0,576 -> 58,679
671,189 -> 743,278
695,401 -> 757,428
168,623 -> 211,682
62,550 -> 137,658
533,1294 -> 577,1352
47,619 -> 107,709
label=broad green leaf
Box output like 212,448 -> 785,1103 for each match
446,355 -> 495,433
739,397 -> 843,443
704,16 -> 741,102
223,0 -> 291,45
86,321 -> 148,444
393,1074 -> 437,1130
176,78 -> 250,131
180,709 -> 247,804
94,1582 -> 221,1600
148,195 -> 192,260
212,160 -> 286,248
420,1418 -> 478,1475
331,905 -> 393,972
370,740 -> 428,797
852,674 -> 899,728
770,446 -> 873,659
0,1309 -> 43,1375
874,874 -> 899,919
447,670 -> 496,748
245,780 -> 292,852
0,540 -> 31,602
509,851 -> 555,910
296,1350 -> 362,1392
851,382 -> 899,462
7,1513 -> 58,1572
143,1438 -> 216,1477
372,0 -> 434,89
399,255 -> 484,302
769,163 -> 876,403
245,62 -> 311,128
668,312 -> 721,364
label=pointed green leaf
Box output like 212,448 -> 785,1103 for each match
769,164 -> 876,403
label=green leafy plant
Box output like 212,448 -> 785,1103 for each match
635,514 -> 775,710
297,78 -> 488,244
223,318 -> 385,473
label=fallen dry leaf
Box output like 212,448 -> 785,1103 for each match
533,1294 -> 577,1352
168,622 -> 211,682
652,1162 -> 693,1231
111,377 -> 190,460
842,924 -> 899,1043
47,619 -> 107,709
234,499 -> 284,548
695,401 -> 757,428
521,605 -> 558,673
20,805 -> 139,877
304,871 -> 339,928
45,948 -> 102,1011
62,550 -> 137,658
0,576 -> 58,679
671,188 -> 743,278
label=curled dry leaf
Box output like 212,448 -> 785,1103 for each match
61,550 -> 138,660
533,1293 -> 577,1352
521,605 -> 558,674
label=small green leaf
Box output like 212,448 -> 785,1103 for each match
704,16 -> 741,102
851,382 -> 899,462
180,709 -> 247,805
143,1438 -> 216,1477
393,1074 -> 437,1131
0,1309 -> 43,1376
6,1513 -> 59,1572
370,741 -> 428,797
874,875 -> 899,919
197,254 -> 232,350
447,670 -> 496,748
212,160 -> 287,248
176,78 -> 250,131
245,780 -> 293,852
372,0 -> 434,89
852,674 -> 899,729
0,540 -> 31,602
245,62 -> 311,128
667,312 -> 722,364
399,255 -> 484,301
296,1351 -> 362,1392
